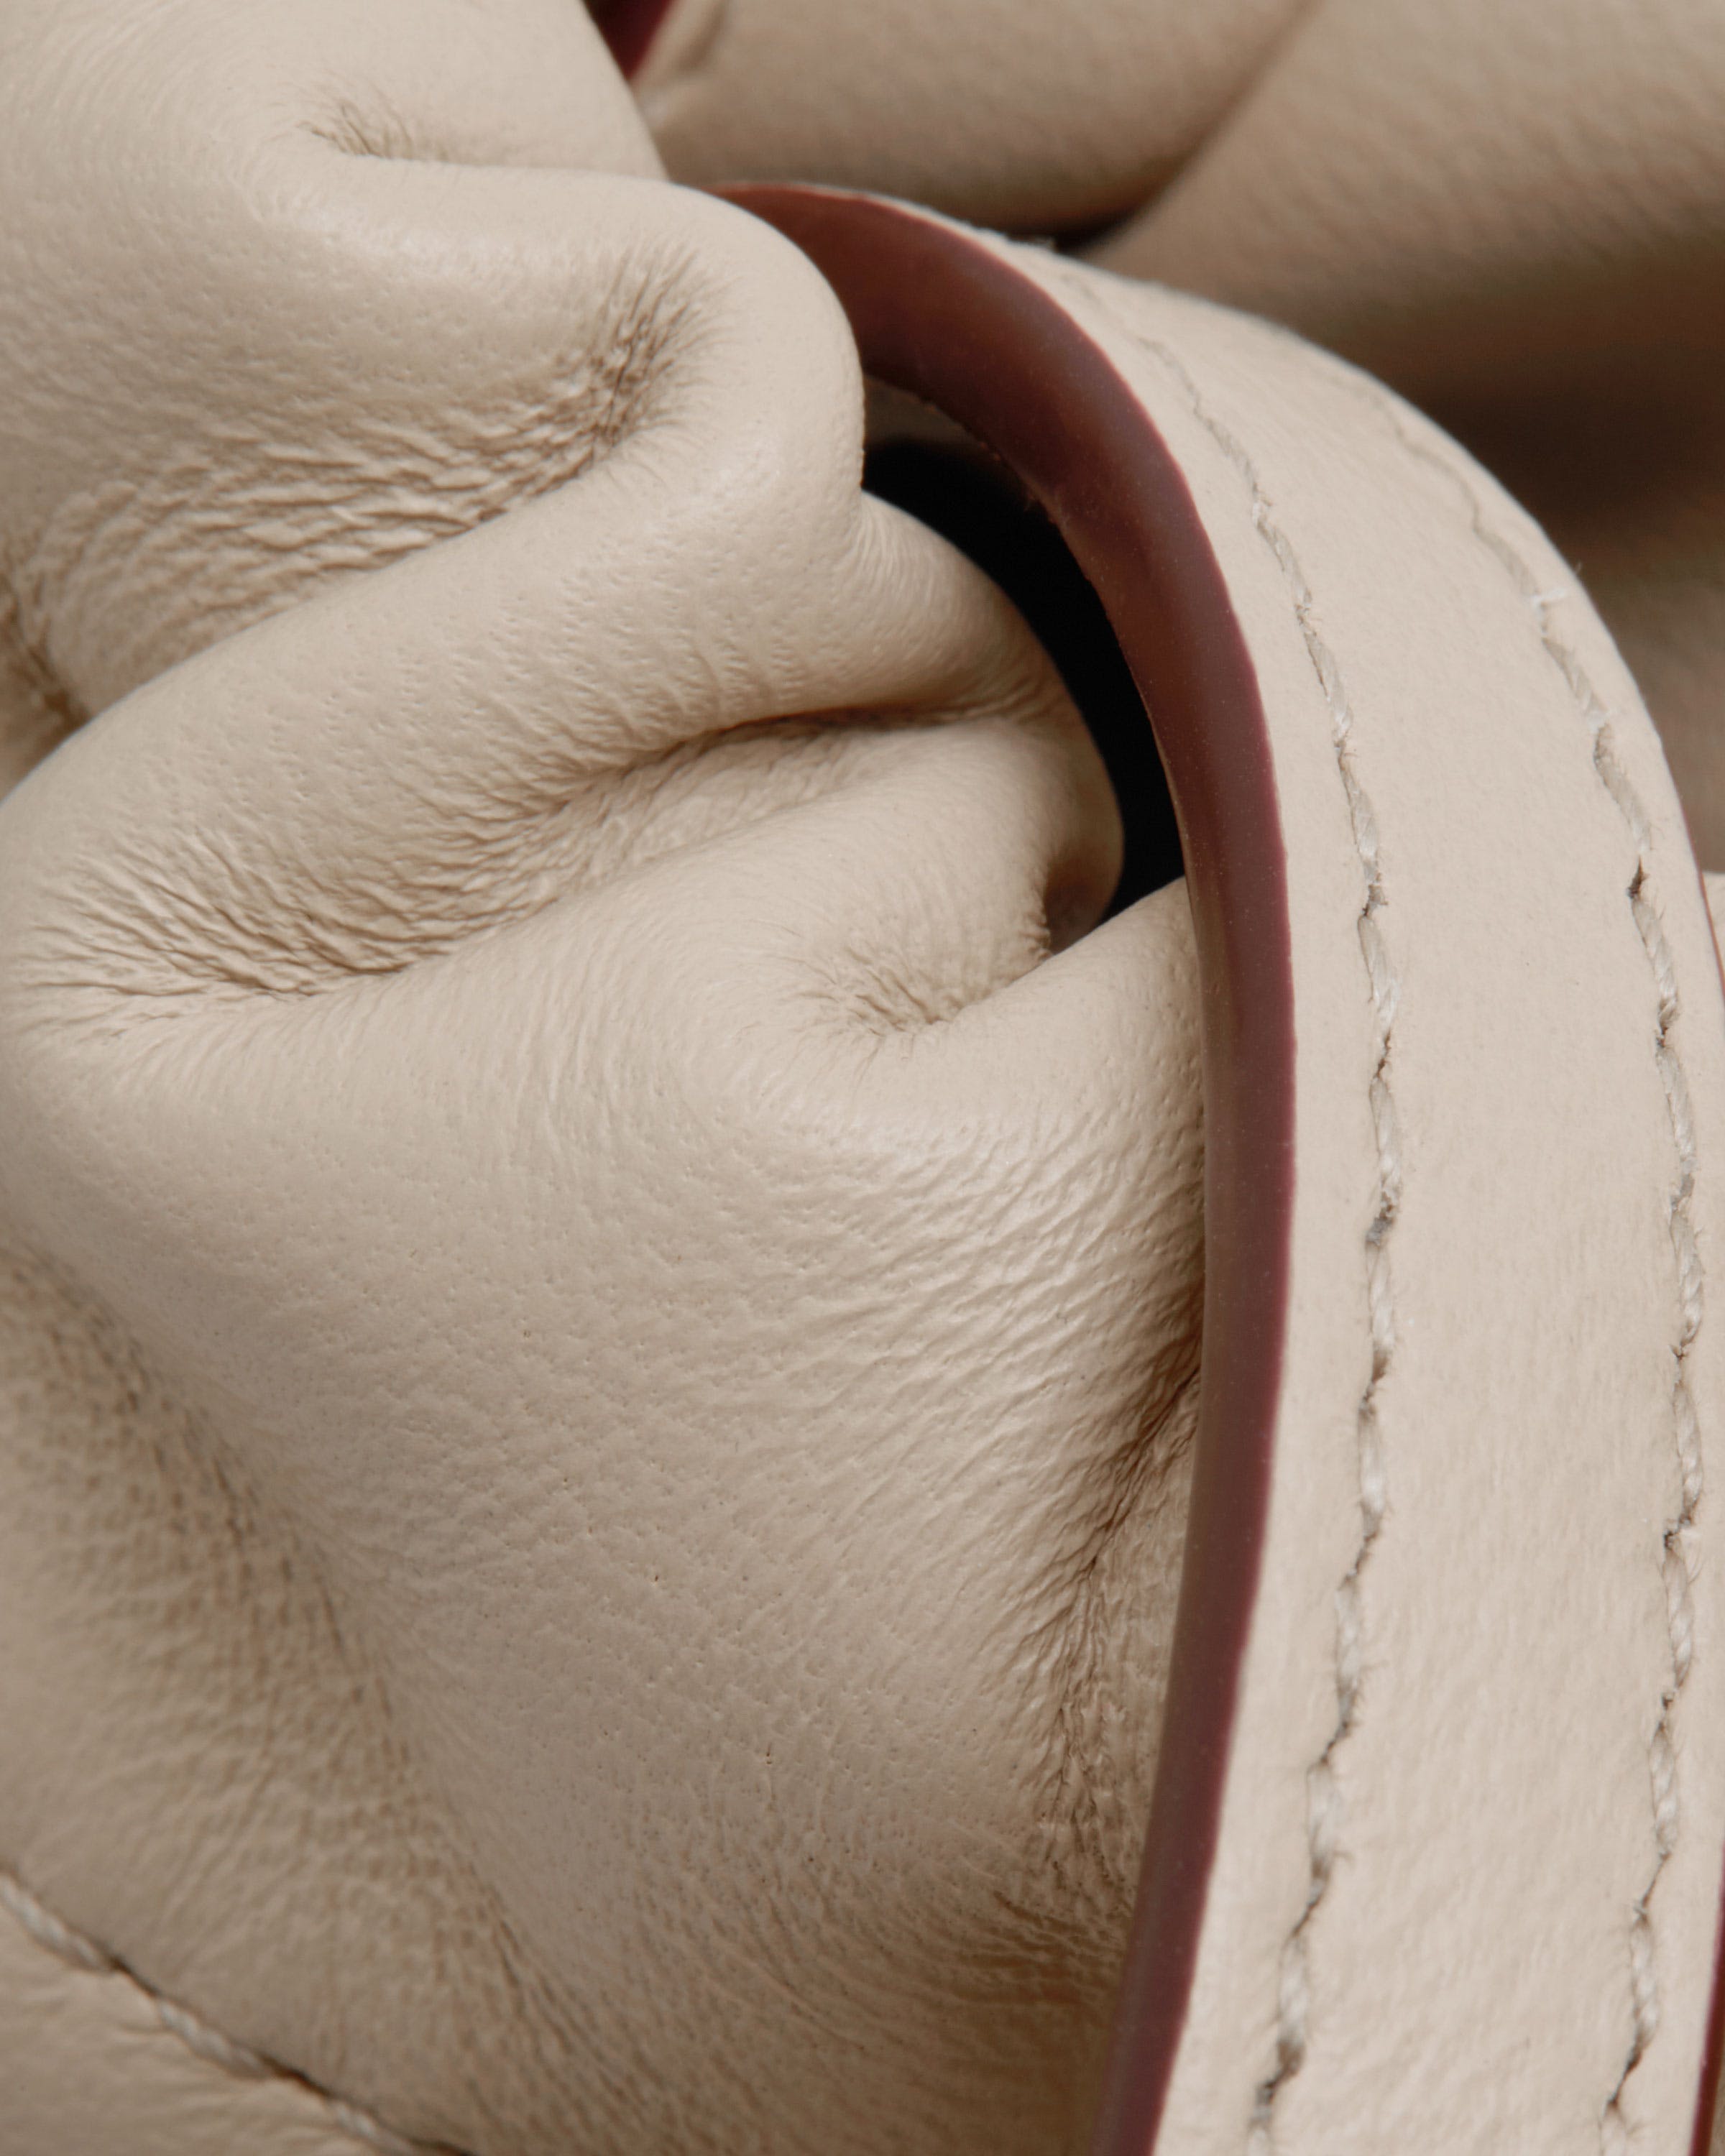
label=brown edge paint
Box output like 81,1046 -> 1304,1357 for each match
724,185 -> 1296,2156
1693,847 -> 1725,2156
1690,1861 -> 1725,2156
586,0 -> 678,78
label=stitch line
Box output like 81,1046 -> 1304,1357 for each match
0,1869 -> 459,2155
1053,271 -> 1401,2150
1320,381 -> 1706,2152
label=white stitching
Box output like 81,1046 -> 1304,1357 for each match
1047,264 -> 1707,2146
1325,397 -> 1708,2151
0,1869 -> 459,2155
1046,270 -> 1402,2149
1156,349 -> 1397,2156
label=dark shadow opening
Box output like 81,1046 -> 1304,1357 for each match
863,432 -> 1183,916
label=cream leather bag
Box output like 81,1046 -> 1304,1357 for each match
627,0 -> 1725,870
3,5 -> 1724,2155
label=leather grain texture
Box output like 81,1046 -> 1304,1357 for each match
0,7 -> 1197,2150
1093,0 -> 1725,871
0,1877 -> 418,2156
4,6 -> 1725,2153
753,191 -> 1725,2156
616,1 -> 1725,875
626,0 -> 1305,232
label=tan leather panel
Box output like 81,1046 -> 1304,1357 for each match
0,1879 -> 410,2156
604,2 -> 1725,872
4,6 -> 1724,2152
0,12 -> 1202,2147
1094,0 -> 1725,868
631,0 -> 1304,232
756,201 -> 1725,2152
991,242 -> 1725,2156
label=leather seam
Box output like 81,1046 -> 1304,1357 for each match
1331,383 -> 1708,2151
1058,277 -> 1402,2149
1051,269 -> 1708,2145
1146,346 -> 1395,2155
0,1869 -> 462,2156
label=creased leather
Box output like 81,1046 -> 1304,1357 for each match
619,1 -> 1725,872
0,6 -> 1200,2151
6,5 -> 1725,2154
627,0 -> 1305,234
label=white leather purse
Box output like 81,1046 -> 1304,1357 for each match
2,6 -> 1723,2153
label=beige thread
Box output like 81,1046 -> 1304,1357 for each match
1326,390 -> 1707,2152
1048,267 -> 1401,2151
1052,265 -> 1706,2144
0,1869 -> 460,2156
